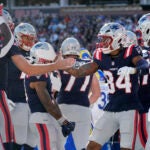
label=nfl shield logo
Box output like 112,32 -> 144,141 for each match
111,61 -> 115,66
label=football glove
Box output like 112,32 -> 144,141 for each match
58,116 -> 75,137
61,121 -> 75,137
117,66 -> 136,76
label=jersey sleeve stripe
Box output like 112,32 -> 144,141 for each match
93,49 -> 102,61
124,45 -> 134,58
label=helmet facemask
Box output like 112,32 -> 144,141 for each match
14,23 -> 37,51
97,23 -> 126,54
97,35 -> 113,54
18,34 -> 37,51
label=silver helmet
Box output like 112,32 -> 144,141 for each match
60,37 -> 80,56
14,23 -> 37,51
124,30 -> 138,47
30,42 -> 56,64
97,22 -> 126,54
137,13 -> 150,46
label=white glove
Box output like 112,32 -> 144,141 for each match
117,66 -> 136,75
7,99 -> 16,111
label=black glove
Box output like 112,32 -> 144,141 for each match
61,121 -> 75,137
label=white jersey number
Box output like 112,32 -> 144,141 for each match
104,70 -> 132,94
65,75 -> 90,92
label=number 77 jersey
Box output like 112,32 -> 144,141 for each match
93,45 -> 143,112
57,70 -> 93,107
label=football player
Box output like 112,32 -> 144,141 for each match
136,13 -> 150,150
0,5 -> 75,150
66,22 -> 149,150
123,30 -> 146,150
24,42 -> 75,150
57,37 -> 100,150
6,22 -> 37,150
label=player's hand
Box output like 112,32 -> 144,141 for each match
7,99 -> 16,111
57,116 -> 75,137
55,53 -> 76,70
0,4 -> 3,16
61,121 -> 75,137
117,66 -> 136,75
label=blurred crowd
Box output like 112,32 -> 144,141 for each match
12,11 -> 142,53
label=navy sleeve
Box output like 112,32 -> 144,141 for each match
7,45 -> 22,58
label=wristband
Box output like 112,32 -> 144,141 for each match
57,116 -> 66,125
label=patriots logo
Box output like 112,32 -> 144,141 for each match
140,17 -> 147,23
19,25 -> 26,30
35,43 -> 49,51
35,43 -> 43,48
110,24 -> 119,30
139,15 -> 150,23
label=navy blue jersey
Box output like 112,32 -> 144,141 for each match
6,46 -> 30,103
93,45 -> 143,112
57,59 -> 93,107
0,45 -> 21,90
24,74 -> 52,113
138,49 -> 150,113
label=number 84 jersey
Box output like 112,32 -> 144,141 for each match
93,46 -> 143,112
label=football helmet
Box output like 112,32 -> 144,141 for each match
137,13 -> 150,46
80,48 -> 92,60
2,9 -> 14,31
30,42 -> 56,64
14,23 -> 37,51
124,30 -> 138,47
60,37 -> 80,56
95,69 -> 107,83
97,22 -> 126,54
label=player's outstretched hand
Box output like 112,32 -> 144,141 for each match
117,66 -> 136,76
55,53 -> 76,70
0,4 -> 3,16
